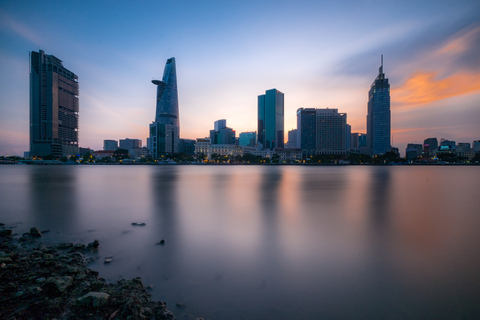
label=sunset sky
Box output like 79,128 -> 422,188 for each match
0,0 -> 479,156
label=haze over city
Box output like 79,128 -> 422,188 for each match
1,0 -> 479,156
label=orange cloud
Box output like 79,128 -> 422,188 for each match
436,25 -> 480,56
392,71 -> 480,107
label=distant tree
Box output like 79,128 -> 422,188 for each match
81,152 -> 95,163
113,148 -> 129,161
271,154 -> 280,164
346,153 -> 372,164
43,155 -> 55,160
69,155 -> 79,162
437,152 -> 458,163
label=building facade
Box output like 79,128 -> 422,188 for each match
423,137 -> 438,157
286,129 -> 298,148
297,108 -> 347,156
367,56 -> 391,156
103,139 -> 118,150
149,57 -> 180,158
315,109 -> 347,155
297,108 -> 316,155
239,132 -> 257,147
210,119 -> 236,145
258,89 -> 284,149
30,50 -> 79,158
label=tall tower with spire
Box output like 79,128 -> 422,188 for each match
148,57 -> 180,158
366,55 -> 391,156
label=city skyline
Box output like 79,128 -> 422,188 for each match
1,0 -> 479,156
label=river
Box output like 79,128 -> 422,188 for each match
1,165 -> 479,319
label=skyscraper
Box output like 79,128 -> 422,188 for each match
258,89 -> 284,149
315,109 -> 347,155
297,108 -> 347,156
30,50 -> 79,158
297,108 -> 316,155
209,119 -> 236,144
366,55 -> 391,156
149,57 -> 180,158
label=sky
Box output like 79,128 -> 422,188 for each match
0,0 -> 479,156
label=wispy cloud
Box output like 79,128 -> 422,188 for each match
392,71 -> 480,107
0,11 -> 43,45
392,24 -> 480,107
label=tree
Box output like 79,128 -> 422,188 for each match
82,152 -> 95,163
113,148 -> 129,161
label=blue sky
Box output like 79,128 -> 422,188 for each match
1,0 -> 479,156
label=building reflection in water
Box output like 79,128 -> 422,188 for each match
28,166 -> 78,232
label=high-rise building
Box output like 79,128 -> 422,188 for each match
239,132 -> 257,147
149,57 -> 180,158
258,89 -> 284,149
315,109 -> 347,155
119,138 -> 142,150
286,129 -> 298,148
367,56 -> 391,156
30,50 -> 79,158
297,108 -> 347,155
210,119 -> 235,144
297,108 -> 316,155
345,124 -> 351,150
214,119 -> 227,132
103,140 -> 118,150
423,137 -> 438,157
406,143 -> 423,159
350,132 -> 360,151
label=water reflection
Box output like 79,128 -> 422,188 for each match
1,165 -> 479,319
149,167 -> 179,279
28,166 -> 78,231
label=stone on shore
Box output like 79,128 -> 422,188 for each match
29,227 -> 42,237
77,291 -> 110,307
0,229 -> 12,237
87,239 -> 100,249
0,232 -> 179,320
131,222 -> 146,226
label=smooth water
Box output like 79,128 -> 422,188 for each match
1,165 -> 479,319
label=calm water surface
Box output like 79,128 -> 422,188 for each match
1,165 -> 479,319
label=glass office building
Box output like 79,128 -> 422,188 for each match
30,50 -> 79,158
149,57 -> 180,158
258,89 -> 284,149
366,56 -> 391,156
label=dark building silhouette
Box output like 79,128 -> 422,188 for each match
29,50 -> 79,158
297,108 -> 316,155
423,137 -> 438,157
258,89 -> 284,149
209,119 -> 236,144
367,55 -> 391,156
148,57 -> 180,158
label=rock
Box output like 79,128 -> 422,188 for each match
44,276 -> 73,295
156,239 -> 166,245
36,277 -> 47,283
56,242 -> 74,250
41,229 -> 50,233
104,256 -> 113,264
0,256 -> 13,263
175,302 -> 186,309
0,229 -> 12,237
29,227 -> 42,237
87,239 -> 100,249
131,222 -> 146,226
77,292 -> 110,307
70,243 -> 85,252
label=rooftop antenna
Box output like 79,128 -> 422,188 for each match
379,54 -> 384,74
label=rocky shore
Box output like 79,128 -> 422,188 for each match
0,225 -> 188,320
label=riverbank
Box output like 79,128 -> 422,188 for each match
0,225 -> 189,320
